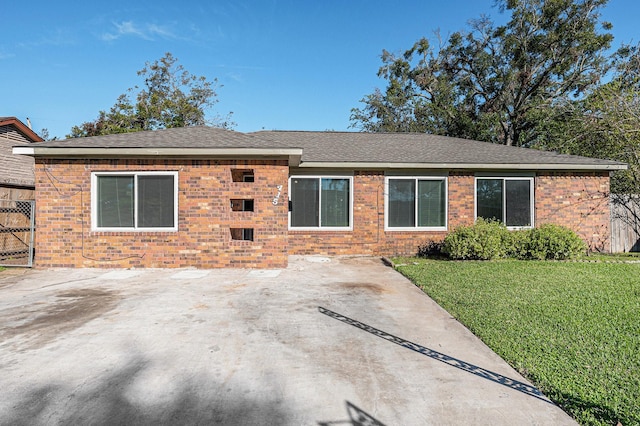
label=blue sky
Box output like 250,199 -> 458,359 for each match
2,1 -> 639,139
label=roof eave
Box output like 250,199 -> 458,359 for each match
14,146 -> 301,160
297,161 -> 628,171
11,147 -> 625,171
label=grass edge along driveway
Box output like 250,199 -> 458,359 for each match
393,258 -> 640,426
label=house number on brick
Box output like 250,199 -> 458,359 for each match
273,185 -> 283,205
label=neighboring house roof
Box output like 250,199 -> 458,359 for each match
0,117 -> 44,143
14,126 -> 627,171
0,116 -> 44,187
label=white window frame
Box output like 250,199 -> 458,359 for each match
91,171 -> 179,232
384,176 -> 448,231
474,176 -> 534,229
288,175 -> 354,231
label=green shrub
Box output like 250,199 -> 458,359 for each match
525,223 -> 587,260
507,229 -> 531,260
441,220 -> 586,261
416,240 -> 445,258
442,218 -> 511,260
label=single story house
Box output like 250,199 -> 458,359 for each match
13,126 -> 627,268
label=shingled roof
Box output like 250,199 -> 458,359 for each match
14,126 -> 626,171
25,126 -> 291,149
253,131 -> 626,170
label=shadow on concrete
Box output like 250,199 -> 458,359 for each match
3,355 -> 291,426
318,401 -> 386,426
318,306 -> 550,404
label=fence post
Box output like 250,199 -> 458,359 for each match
28,200 -> 35,267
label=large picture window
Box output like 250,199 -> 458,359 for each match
385,177 -> 447,230
92,172 -> 178,231
289,176 -> 352,229
476,177 -> 533,228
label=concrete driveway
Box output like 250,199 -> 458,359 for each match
0,256 -> 576,425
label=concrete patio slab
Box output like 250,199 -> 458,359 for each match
0,256 -> 577,425
170,270 -> 212,280
247,269 -> 282,278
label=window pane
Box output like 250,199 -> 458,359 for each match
97,176 -> 134,227
321,178 -> 350,227
506,180 -> 531,227
417,180 -> 446,227
137,175 -> 175,228
388,179 -> 415,227
477,179 -> 503,222
291,178 -> 319,227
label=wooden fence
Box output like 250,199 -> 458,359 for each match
610,195 -> 640,252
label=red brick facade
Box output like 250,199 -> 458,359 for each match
535,171 -> 611,252
288,171 -> 476,256
34,158 -> 289,268
33,159 -> 612,268
288,170 -> 612,256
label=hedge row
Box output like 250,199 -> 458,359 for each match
418,219 -> 587,260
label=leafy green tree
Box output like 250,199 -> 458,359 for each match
350,0 -> 613,147
68,52 -> 234,138
539,44 -> 640,194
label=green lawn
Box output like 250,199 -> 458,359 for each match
580,253 -> 640,262
393,258 -> 640,426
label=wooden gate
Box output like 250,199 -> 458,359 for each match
0,200 -> 35,267
610,195 -> 640,253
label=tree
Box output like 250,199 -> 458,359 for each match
539,43 -> 640,194
350,0 -> 613,147
39,128 -> 57,141
68,53 -> 234,138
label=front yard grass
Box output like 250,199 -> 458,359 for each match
393,258 -> 640,426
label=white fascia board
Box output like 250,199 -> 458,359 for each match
298,161 -> 628,171
12,147 -> 35,155
18,147 -> 303,157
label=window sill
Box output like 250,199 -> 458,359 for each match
288,227 -> 353,232
384,227 -> 448,232
91,228 -> 178,233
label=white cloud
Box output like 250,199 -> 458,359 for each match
101,21 -> 176,41
147,24 -> 175,38
227,72 -> 244,83
16,29 -> 76,48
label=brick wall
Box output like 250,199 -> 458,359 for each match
34,158 -> 289,268
288,170 -> 612,257
535,171 -> 611,252
34,161 -> 612,268
288,171 -> 476,257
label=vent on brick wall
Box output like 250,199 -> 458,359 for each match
231,169 -> 254,182
230,199 -> 254,212
230,228 -> 254,241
